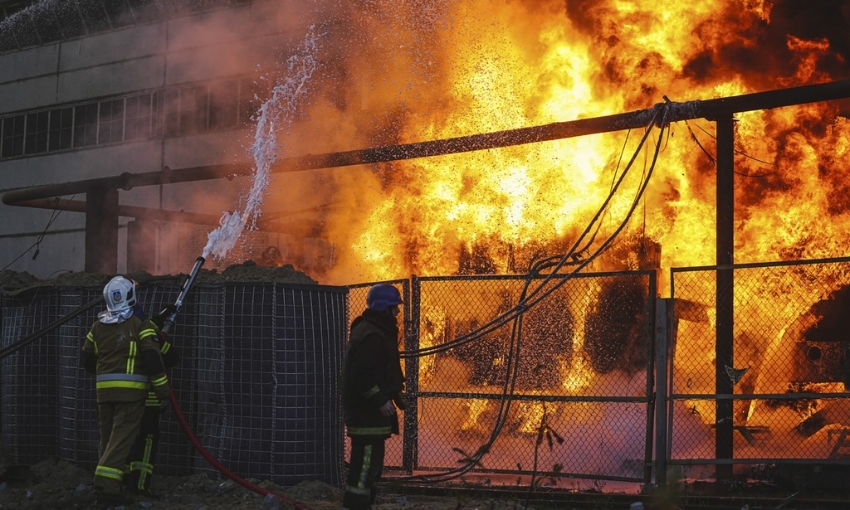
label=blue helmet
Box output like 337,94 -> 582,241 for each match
366,283 -> 403,312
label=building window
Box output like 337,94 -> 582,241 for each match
239,77 -> 264,127
24,110 -> 48,154
73,103 -> 98,147
179,86 -> 208,136
98,98 -> 124,144
125,93 -> 153,141
164,88 -> 180,137
1,115 -> 24,158
49,107 -> 73,151
0,74 -> 265,159
209,80 -> 238,130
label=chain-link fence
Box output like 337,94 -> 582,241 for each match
6,257 -> 850,490
669,256 -> 850,467
348,272 -> 657,485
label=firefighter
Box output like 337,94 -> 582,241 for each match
81,276 -> 170,510
341,283 -> 407,510
125,303 -> 178,499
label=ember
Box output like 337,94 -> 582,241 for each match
255,1 -> 850,289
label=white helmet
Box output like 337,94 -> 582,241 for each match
103,276 -> 137,313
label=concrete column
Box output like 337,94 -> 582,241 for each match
85,187 -> 119,274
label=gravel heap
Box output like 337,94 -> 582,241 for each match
0,260 -> 318,294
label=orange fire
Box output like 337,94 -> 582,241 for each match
270,1 -> 850,432
270,0 -> 850,291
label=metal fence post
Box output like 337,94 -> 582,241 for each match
402,276 -> 420,474
654,298 -> 670,487
715,113 -> 735,481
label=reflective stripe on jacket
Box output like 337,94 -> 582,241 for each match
83,316 -> 169,403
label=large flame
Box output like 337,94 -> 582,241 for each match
258,1 -> 850,436
270,1 -> 850,436
266,0 -> 850,290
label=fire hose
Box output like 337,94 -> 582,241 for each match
168,386 -> 311,510
161,256 -> 313,510
159,256 -> 206,336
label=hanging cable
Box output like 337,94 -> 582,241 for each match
394,104 -> 671,484
0,296 -> 102,360
401,103 -> 668,360
1,195 -> 76,272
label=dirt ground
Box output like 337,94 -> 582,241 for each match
0,457 -> 565,510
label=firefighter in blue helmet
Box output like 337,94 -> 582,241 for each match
342,283 -> 407,510
81,276 -> 171,509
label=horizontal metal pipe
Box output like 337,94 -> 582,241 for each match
2,164 -> 252,205
4,78 -> 850,208
271,78 -> 850,171
15,198 -> 319,235
14,198 -> 225,225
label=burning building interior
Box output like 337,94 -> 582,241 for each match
2,0 -> 850,503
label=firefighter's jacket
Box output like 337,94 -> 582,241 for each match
82,315 -> 170,403
342,309 -> 405,438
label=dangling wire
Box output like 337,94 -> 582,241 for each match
1,195 -> 76,272
401,103 -> 669,360
395,103 -> 672,484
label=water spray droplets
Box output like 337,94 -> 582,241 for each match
202,25 -> 323,260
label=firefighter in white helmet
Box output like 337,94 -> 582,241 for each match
81,276 -> 170,509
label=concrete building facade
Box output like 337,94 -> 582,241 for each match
0,0 -> 329,279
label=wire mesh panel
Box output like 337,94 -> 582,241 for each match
669,257 -> 850,464
0,288 -> 59,464
193,282 -> 228,474
56,286 -> 102,469
192,283 -> 346,487
272,285 -> 346,484
199,284 -> 278,478
405,272 -> 655,484
2,279 -> 345,488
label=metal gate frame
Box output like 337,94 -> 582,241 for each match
666,256 -> 850,483
350,271 -> 657,485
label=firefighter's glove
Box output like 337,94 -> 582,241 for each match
151,305 -> 177,330
392,392 -> 407,412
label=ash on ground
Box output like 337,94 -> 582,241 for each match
0,458 -> 538,510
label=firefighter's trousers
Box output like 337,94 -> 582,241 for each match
95,400 -> 145,495
127,405 -> 162,491
343,436 -> 386,510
